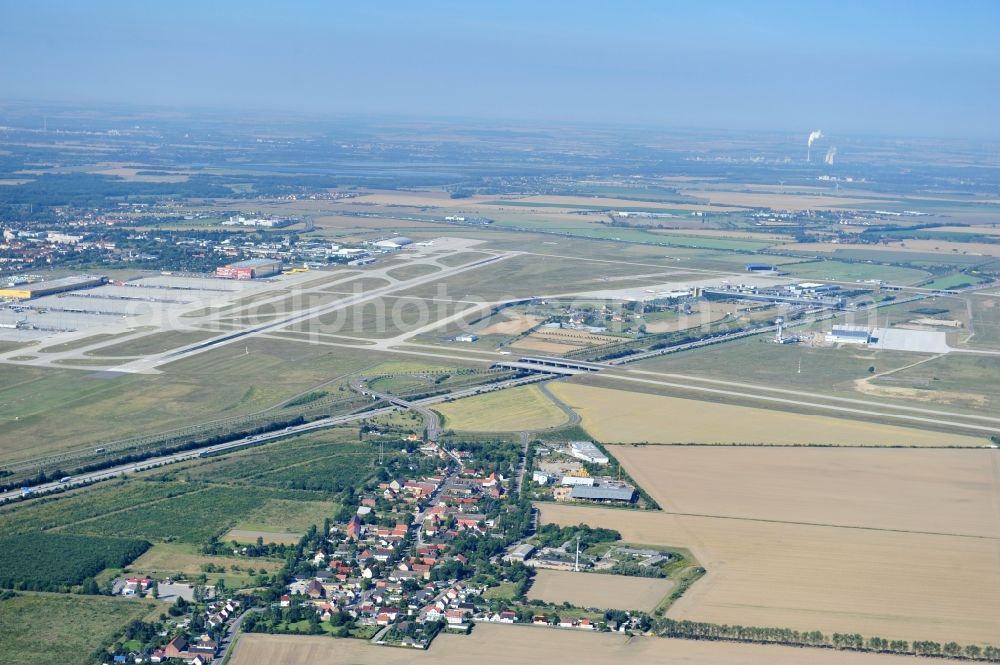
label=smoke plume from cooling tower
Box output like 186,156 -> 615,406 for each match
807,129 -> 823,161
824,147 -> 837,165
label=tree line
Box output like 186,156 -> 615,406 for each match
656,618 -> 1000,661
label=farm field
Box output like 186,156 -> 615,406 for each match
0,476 -> 339,547
527,569 -> 673,611
491,194 -> 744,212
0,592 -> 157,665
228,625 -> 933,665
539,503 -> 1000,645
59,485 -> 298,544
434,384 -> 569,432
677,188 -> 888,209
510,327 -> 621,354
608,446 -> 1000,537
548,382 -> 987,446
478,312 -> 543,336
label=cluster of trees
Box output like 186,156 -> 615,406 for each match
657,618 -> 1000,661
447,439 -> 520,478
535,523 -> 620,550
0,532 -> 150,592
0,173 -> 234,213
609,560 -> 666,578
243,604 -> 355,637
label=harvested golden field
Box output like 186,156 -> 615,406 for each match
478,313 -> 543,336
229,625 -> 932,665
776,241 -> 1000,256
511,328 -> 620,354
653,228 -> 796,242
935,225 -> 1000,235
433,384 -> 569,431
493,194 -> 744,212
680,189 -> 886,209
343,190 -> 473,207
539,503 -> 1000,644
548,382 -> 986,446
510,337 -> 585,354
312,214 -> 434,230
609,446 -> 1000,537
528,569 -> 672,611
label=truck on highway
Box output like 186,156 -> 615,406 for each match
59,476 -> 71,483
20,486 -> 33,497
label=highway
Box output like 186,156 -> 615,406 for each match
350,379 -> 444,442
0,372 -> 550,504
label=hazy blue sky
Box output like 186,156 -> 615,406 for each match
2,1 -> 998,137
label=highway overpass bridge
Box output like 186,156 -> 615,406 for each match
492,356 -> 606,375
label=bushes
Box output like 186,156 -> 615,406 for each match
0,532 -> 150,591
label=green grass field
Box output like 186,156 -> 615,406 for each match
1,436 -> 372,547
36,333 -> 126,353
84,330 -> 218,357
823,248 -> 987,268
127,541 -> 284,589
385,263 -> 441,280
232,498 -> 338,533
872,353 -> 1000,407
0,592 -> 156,665
0,481 -> 199,536
781,259 -> 930,284
0,340 -> 407,463
434,384 -> 569,431
294,299 -> 472,338
635,335 -> 930,397
923,273 -> 990,290
968,297 -> 1000,349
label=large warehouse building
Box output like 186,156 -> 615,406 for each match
216,258 -> 282,280
828,324 -> 872,344
0,274 -> 107,300
372,237 -> 413,250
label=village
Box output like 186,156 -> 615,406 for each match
254,438 -> 652,652
93,436 -> 656,664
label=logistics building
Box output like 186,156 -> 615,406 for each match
0,274 -> 107,300
827,324 -> 871,344
570,484 -> 636,502
216,258 -> 282,280
568,441 -> 609,465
